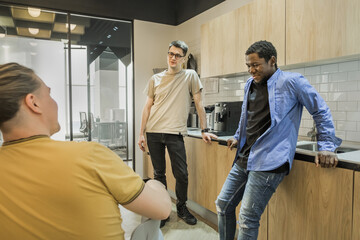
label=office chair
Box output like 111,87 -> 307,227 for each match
130,218 -> 163,240
79,112 -> 88,136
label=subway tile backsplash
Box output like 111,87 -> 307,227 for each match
201,59 -> 360,143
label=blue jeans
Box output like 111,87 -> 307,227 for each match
216,163 -> 286,240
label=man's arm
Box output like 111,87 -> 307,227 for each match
193,92 -> 217,143
123,180 -> 171,220
294,76 -> 341,168
138,97 -> 153,151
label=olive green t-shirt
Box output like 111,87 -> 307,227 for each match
146,69 -> 203,135
0,136 -> 144,240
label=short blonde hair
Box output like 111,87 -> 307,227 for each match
0,63 -> 41,126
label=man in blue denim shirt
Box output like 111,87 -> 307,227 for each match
215,41 -> 342,240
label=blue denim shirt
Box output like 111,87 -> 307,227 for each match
233,69 -> 342,171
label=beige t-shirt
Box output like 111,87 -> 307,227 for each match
0,136 -> 144,240
146,69 -> 203,135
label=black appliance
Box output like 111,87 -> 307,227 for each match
211,101 -> 243,136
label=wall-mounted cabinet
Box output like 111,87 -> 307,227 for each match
201,0 -> 360,78
286,0 -> 360,65
201,10 -> 241,78
237,0 -> 285,72
201,0 -> 285,78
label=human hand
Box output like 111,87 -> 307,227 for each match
138,135 -> 147,152
315,151 -> 338,168
202,132 -> 218,143
227,138 -> 238,150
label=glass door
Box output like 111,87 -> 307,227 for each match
66,14 -> 134,166
0,4 -> 134,168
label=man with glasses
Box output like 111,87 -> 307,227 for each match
138,40 -> 217,227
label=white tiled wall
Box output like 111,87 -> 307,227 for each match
201,59 -> 360,143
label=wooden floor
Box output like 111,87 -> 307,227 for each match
119,203 -> 219,240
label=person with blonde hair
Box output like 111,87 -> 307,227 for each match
0,62 -> 172,240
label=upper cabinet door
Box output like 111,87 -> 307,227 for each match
201,10 -> 240,78
201,0 -> 285,78
237,0 -> 285,72
286,0 -> 360,65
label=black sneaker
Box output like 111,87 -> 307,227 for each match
177,205 -> 197,225
160,216 -> 170,228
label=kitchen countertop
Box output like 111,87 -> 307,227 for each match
186,128 -> 360,169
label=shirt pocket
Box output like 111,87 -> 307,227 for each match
274,89 -> 296,121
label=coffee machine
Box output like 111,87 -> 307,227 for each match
205,105 -> 215,130
213,101 -> 243,135
214,102 -> 227,132
187,103 -> 199,128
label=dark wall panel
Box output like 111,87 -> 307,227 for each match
0,0 -> 224,25
176,0 -> 225,24
0,0 -> 177,25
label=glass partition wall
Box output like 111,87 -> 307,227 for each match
0,5 -> 134,168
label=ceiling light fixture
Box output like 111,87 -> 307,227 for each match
65,23 -> 77,31
28,28 -> 39,35
2,45 -> 10,49
28,7 -> 41,18
29,42 -> 38,47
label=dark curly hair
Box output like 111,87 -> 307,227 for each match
246,40 -> 278,69
0,63 -> 41,127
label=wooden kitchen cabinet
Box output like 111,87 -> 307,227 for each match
268,160 -> 353,240
236,0 -> 285,72
200,0 -> 285,77
200,10 -> 240,78
286,0 -> 360,64
353,171 -> 360,240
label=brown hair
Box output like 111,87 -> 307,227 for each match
0,63 -> 41,126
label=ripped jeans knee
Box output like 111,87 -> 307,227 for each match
215,198 -> 228,216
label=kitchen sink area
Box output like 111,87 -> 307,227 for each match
296,141 -> 360,164
296,142 -> 359,153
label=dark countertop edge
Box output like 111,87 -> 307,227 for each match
186,134 -> 229,145
294,153 -> 360,172
186,135 -> 360,171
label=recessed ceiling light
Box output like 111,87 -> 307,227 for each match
28,28 -> 39,35
107,34 -> 111,39
30,52 -> 37,56
29,42 -> 38,47
28,7 -> 41,18
65,23 -> 77,31
2,45 -> 10,49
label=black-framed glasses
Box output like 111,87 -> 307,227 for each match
168,51 -> 184,60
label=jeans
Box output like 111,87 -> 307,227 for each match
216,163 -> 286,240
146,133 -> 188,207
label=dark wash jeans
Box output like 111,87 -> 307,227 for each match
216,163 -> 286,240
146,133 -> 188,207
